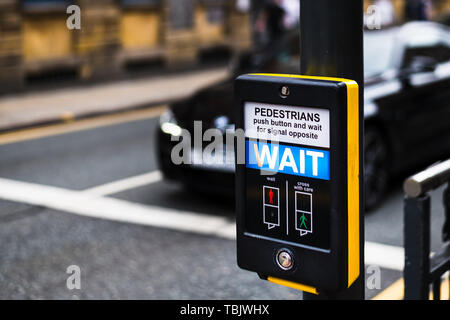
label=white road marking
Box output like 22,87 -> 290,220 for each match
0,177 -> 405,271
365,241 -> 404,271
0,177 -> 235,239
83,171 -> 162,196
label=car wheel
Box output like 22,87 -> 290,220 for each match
364,126 -> 390,211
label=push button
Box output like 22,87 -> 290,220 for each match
276,249 -> 294,271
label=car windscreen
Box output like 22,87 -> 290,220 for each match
364,29 -> 397,78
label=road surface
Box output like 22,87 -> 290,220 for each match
0,107 -> 446,299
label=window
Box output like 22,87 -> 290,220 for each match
199,0 -> 226,24
121,0 -> 162,8
402,43 -> 450,69
22,0 -> 71,6
401,26 -> 450,68
22,0 -> 72,11
206,6 -> 224,24
168,0 -> 194,29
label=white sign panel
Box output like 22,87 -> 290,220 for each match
244,102 -> 330,148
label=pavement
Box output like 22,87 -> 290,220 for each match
0,111 -> 447,300
0,67 -> 229,133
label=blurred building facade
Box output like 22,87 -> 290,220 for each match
0,0 -> 252,93
0,0 -> 449,93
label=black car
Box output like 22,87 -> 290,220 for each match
157,22 -> 450,210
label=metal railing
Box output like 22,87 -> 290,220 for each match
403,159 -> 450,300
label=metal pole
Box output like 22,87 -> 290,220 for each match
404,195 -> 431,300
300,0 -> 365,300
403,159 -> 450,198
443,183 -> 450,243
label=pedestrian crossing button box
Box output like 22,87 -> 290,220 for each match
235,74 -> 361,294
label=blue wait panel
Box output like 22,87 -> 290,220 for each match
246,140 -> 330,181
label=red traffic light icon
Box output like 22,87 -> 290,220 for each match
264,187 -> 279,207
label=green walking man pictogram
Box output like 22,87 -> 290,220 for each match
299,213 -> 308,229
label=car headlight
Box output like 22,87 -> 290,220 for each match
160,109 -> 182,137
